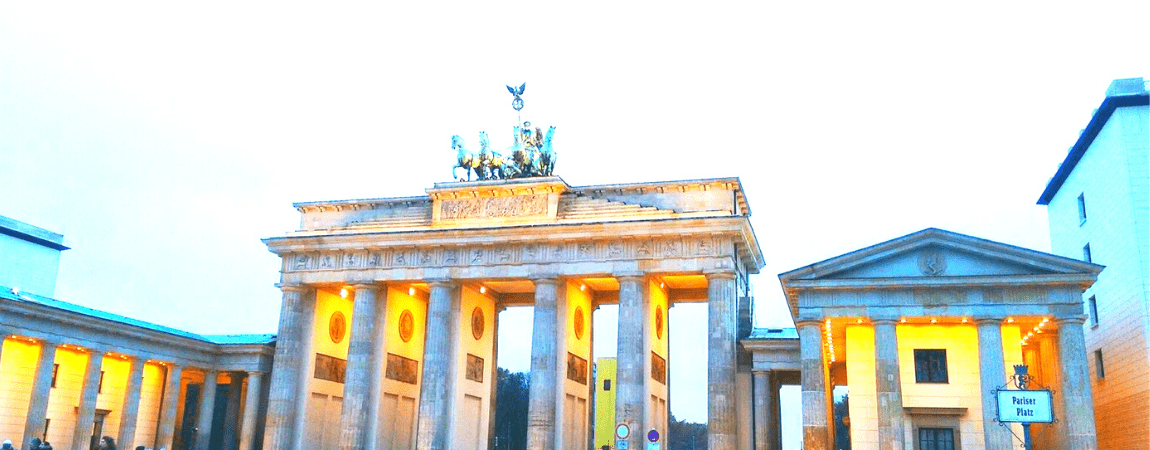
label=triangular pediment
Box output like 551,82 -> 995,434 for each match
780,228 -> 1102,283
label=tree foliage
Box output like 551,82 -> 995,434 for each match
667,413 -> 708,450
493,368 -> 530,450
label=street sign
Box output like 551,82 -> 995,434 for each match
616,439 -> 629,449
647,429 -> 660,442
615,423 -> 631,439
996,389 -> 1054,423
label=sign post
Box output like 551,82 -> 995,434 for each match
995,365 -> 1054,450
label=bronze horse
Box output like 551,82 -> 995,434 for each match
452,135 -> 480,181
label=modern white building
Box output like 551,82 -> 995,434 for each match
1038,77 -> 1149,449
0,215 -> 68,298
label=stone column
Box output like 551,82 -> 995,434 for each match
615,273 -> 647,450
263,285 -> 314,450
155,364 -> 183,450
753,370 -> 771,450
223,373 -> 245,450
797,319 -> 828,450
117,356 -> 147,450
195,369 -> 220,450
706,271 -> 738,450
239,371 -> 264,450
1056,317 -> 1098,450
769,372 -> 782,450
21,341 -> 56,450
339,284 -> 384,450
416,280 -> 460,450
975,318 -> 1013,449
872,319 -> 905,450
72,350 -> 105,450
526,277 -> 560,450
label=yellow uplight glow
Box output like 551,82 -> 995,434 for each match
340,288 -> 349,298
408,287 -> 415,296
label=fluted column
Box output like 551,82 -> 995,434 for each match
615,273 -> 647,450
526,277 -> 561,450
416,280 -> 460,450
1057,317 -> 1098,450
339,284 -> 385,450
975,318 -> 1013,449
239,371 -> 264,450
195,369 -> 220,450
707,271 -> 738,450
72,350 -> 106,450
21,341 -> 56,450
263,285 -> 315,450
873,319 -> 905,450
117,356 -> 147,450
753,371 -> 771,450
155,364 -> 183,450
798,319 -> 828,450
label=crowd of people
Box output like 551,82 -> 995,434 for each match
0,436 -> 148,450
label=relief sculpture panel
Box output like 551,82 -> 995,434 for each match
440,194 -> 548,220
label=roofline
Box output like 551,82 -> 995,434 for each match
1038,92 -> 1150,205
0,215 -> 68,251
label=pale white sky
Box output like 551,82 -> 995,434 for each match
2,0 -> 1146,432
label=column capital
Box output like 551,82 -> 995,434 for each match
247,370 -> 265,376
277,283 -> 310,293
704,270 -> 737,281
871,318 -> 900,326
794,318 -> 824,329
1056,315 -> 1087,327
974,317 -> 1005,326
426,278 -> 456,289
530,276 -> 561,285
348,282 -> 384,291
614,271 -> 645,282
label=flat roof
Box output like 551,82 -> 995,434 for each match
1,284 -> 273,346
0,215 -> 68,251
1038,78 -> 1149,205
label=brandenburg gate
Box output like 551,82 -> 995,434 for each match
260,176 -> 764,450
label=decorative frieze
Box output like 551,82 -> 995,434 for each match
281,236 -> 731,274
440,194 -> 549,220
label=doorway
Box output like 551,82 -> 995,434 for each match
90,409 -> 111,450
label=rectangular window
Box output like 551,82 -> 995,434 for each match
1095,349 -> 1105,379
1088,295 -> 1099,326
51,364 -> 59,388
1077,193 -> 1087,224
918,427 -> 955,450
914,349 -> 949,383
1083,244 -> 1092,263
603,379 -> 611,391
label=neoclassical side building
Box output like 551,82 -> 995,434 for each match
0,215 -> 275,450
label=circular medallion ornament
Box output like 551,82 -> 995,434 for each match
399,309 -> 415,343
655,307 -> 664,339
328,311 -> 346,344
918,249 -> 947,276
471,307 -> 485,340
574,306 -> 585,340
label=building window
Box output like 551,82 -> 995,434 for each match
1083,244 -> 1092,263
918,427 -> 955,450
51,364 -> 59,388
603,379 -> 611,391
1095,349 -> 1105,379
1077,193 -> 1087,224
914,349 -> 949,383
1087,295 -> 1099,327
